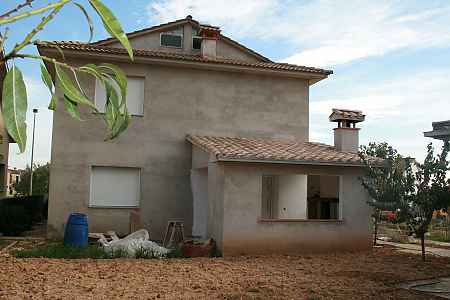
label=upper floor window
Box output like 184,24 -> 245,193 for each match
90,166 -> 140,208
95,77 -> 145,116
192,28 -> 201,50
160,27 -> 183,48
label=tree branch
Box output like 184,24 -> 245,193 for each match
0,0 -> 71,25
0,0 -> 35,19
11,53 -> 76,70
5,6 -> 63,59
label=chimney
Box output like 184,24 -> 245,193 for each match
329,109 -> 365,153
199,25 -> 220,59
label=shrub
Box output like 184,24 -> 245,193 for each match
0,205 -> 32,235
0,195 -> 47,236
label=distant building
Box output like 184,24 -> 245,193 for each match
6,168 -> 23,196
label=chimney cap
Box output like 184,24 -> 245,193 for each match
424,120 -> 450,140
329,108 -> 365,123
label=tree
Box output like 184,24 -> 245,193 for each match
359,142 -> 411,246
1,0 -> 134,153
397,141 -> 450,261
14,163 -> 49,195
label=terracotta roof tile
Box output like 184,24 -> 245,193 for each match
36,41 -> 332,76
329,108 -> 365,123
186,135 -> 364,166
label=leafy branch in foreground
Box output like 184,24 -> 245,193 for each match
0,0 -> 134,152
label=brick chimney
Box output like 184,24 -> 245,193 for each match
329,109 -> 365,153
199,25 -> 220,59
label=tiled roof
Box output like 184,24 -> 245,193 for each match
37,41 -> 333,76
186,135 -> 365,166
329,108 -> 365,123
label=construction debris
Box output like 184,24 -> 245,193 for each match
97,229 -> 170,258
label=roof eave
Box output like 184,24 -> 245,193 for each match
37,46 -> 331,80
216,157 -> 365,167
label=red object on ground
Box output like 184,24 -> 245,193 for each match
181,239 -> 215,257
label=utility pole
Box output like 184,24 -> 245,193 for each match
29,108 -> 38,195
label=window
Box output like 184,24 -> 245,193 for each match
192,28 -> 201,50
160,27 -> 183,48
95,77 -> 144,116
261,174 -> 308,219
90,166 -> 140,207
307,175 -> 340,219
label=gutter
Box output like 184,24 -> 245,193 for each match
215,157 -> 365,168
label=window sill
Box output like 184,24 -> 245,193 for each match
257,218 -> 344,224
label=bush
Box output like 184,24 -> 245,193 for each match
0,205 -> 32,235
0,195 -> 47,236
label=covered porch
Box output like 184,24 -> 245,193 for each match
187,135 -> 372,256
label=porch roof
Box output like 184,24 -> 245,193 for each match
187,135 -> 367,167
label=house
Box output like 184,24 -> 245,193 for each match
38,16 -> 371,255
6,167 -> 22,196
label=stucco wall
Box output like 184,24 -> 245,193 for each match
47,57 -> 309,239
109,23 -> 262,63
218,163 -> 371,256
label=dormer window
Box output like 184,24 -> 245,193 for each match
192,28 -> 202,50
160,27 -> 183,48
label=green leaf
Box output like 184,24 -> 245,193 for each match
48,94 -> 58,110
63,96 -> 82,121
40,64 -> 53,92
2,65 -> 27,152
74,3 -> 94,43
79,64 -> 103,79
99,63 -> 127,100
88,0 -> 134,60
54,64 -> 96,110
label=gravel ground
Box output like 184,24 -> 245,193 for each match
1,246 -> 450,299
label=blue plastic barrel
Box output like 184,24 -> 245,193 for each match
64,213 -> 88,247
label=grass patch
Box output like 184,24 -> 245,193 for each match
14,243 -> 113,259
428,233 -> 450,243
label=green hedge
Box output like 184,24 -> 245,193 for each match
0,195 -> 47,236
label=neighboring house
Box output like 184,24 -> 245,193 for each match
6,167 -> 22,196
38,16 -> 371,255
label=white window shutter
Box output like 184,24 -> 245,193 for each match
94,77 -> 144,116
90,166 -> 140,207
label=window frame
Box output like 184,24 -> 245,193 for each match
160,32 -> 183,49
192,36 -> 202,50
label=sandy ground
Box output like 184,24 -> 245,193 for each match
1,246 -> 450,299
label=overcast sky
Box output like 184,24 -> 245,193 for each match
4,0 -> 450,168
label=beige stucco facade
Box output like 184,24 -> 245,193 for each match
41,17 -> 371,256
45,57 -> 311,240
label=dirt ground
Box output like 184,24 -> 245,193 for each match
1,245 -> 450,300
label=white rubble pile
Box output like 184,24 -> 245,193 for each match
98,229 -> 170,258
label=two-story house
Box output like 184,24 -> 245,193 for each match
38,16 -> 371,255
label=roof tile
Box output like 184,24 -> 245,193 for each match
36,41 -> 333,76
186,135 -> 365,166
